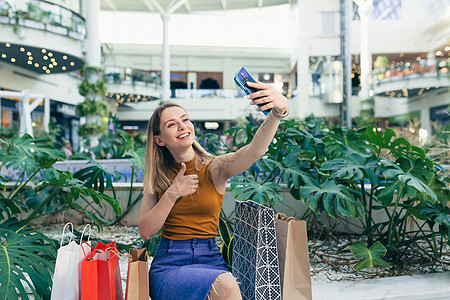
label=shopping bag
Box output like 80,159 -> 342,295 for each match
51,223 -> 92,300
232,200 -> 281,300
80,241 -> 124,300
275,213 -> 312,300
125,248 -> 149,300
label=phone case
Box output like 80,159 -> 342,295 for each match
234,67 -> 270,115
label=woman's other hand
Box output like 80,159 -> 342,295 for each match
246,81 -> 288,115
167,163 -> 199,200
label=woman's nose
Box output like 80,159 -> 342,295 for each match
177,121 -> 187,130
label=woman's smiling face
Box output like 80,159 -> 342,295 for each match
154,106 -> 195,151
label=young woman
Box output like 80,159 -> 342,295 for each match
139,81 -> 289,300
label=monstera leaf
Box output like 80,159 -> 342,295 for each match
0,228 -> 56,299
73,160 -> 122,193
0,134 -> 65,176
377,158 -> 438,205
348,241 -> 391,271
321,153 -> 379,185
299,178 -> 361,218
231,176 -> 283,206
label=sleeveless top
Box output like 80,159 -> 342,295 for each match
157,156 -> 225,240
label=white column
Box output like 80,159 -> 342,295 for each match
21,90 -> 33,137
358,1 -> 373,101
85,0 -> 101,67
44,97 -> 50,133
161,12 -> 171,101
296,0 -> 310,119
149,0 -> 187,102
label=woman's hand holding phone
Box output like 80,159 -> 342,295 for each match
246,81 -> 288,116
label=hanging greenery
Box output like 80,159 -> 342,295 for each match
76,100 -> 109,117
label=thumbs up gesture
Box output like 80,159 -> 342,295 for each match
169,163 -> 199,199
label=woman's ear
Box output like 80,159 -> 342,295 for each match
153,135 -> 165,146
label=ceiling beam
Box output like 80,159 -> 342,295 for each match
142,0 -> 156,13
221,0 -> 227,10
184,0 -> 191,13
102,0 -> 117,11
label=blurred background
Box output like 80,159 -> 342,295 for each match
0,0 -> 449,151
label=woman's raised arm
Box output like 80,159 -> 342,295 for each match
211,82 -> 288,190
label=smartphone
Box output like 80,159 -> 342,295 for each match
234,67 -> 270,115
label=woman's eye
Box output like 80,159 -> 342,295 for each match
183,118 -> 189,122
168,123 -> 175,127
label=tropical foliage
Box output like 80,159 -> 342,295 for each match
202,116 -> 449,270
0,134 -> 121,299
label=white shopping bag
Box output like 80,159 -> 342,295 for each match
51,223 -> 92,300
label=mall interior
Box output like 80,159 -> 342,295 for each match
0,0 -> 449,151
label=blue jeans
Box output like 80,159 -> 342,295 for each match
149,237 -> 229,300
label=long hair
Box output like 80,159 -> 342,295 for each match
143,103 -> 213,194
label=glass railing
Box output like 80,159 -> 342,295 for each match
0,0 -> 85,40
373,58 -> 449,83
172,89 -> 246,99
105,67 -> 160,86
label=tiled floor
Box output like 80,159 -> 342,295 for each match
312,272 -> 450,300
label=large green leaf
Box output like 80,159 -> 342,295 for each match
231,177 -> 283,206
0,134 -> 64,175
0,229 -> 56,300
364,126 -> 427,161
73,161 -> 122,193
300,179 -> 361,218
321,153 -> 379,184
348,241 -> 391,271
421,201 -> 450,226
377,158 -> 438,204
41,168 -> 121,215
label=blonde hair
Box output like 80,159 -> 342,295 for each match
143,103 -> 213,194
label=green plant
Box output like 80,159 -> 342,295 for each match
199,116 -> 449,270
218,212 -> 234,271
0,134 -> 121,298
348,241 -> 391,271
78,123 -> 108,137
76,100 -> 109,117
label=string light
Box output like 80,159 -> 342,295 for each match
62,66 -> 66,70
63,55 -> 67,60
20,47 -> 25,52
10,58 -> 15,62
35,63 -> 39,67
1,54 -> 5,58
5,43 -> 10,47
70,62 -> 74,66
42,49 -> 46,53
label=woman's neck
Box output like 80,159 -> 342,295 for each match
171,146 -> 195,163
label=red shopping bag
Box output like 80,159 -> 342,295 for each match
80,241 -> 123,300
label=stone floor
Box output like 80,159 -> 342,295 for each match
312,271 -> 450,300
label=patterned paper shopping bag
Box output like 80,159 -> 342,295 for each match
232,200 -> 281,300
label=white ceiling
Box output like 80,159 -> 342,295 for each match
101,0 -> 292,14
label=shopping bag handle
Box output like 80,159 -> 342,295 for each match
81,240 -> 94,258
80,224 -> 92,244
105,246 -> 131,261
60,222 -> 74,247
275,213 -> 296,222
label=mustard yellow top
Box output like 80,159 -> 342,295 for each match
157,156 -> 224,240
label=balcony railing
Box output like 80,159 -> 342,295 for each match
373,58 -> 449,84
105,67 -> 160,86
172,89 -> 246,99
0,0 -> 86,40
